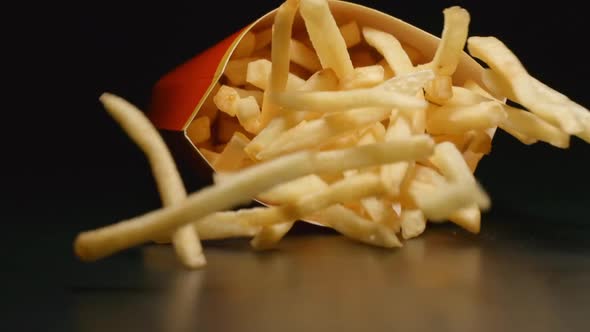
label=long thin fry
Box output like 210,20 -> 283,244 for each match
362,27 -> 413,75
427,6 -> 470,76
273,88 -> 427,113
259,0 -> 300,128
75,137 -> 434,261
99,93 -> 205,269
300,0 -> 354,80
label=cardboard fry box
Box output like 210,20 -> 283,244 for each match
148,1 -> 489,210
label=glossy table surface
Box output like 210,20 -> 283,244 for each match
6,216 -> 590,332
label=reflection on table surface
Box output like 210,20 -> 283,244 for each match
69,220 -> 590,332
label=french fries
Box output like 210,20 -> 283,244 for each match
99,93 -> 206,269
77,0 -> 589,269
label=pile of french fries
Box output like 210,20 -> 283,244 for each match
76,0 -> 590,269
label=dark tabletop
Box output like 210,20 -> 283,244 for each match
6,212 -> 590,332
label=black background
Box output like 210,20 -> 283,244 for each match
12,0 -> 590,234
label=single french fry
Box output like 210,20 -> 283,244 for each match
98,93 -> 205,269
212,132 -> 251,172
300,0 -> 354,80
250,223 -> 295,250
246,59 -> 306,91
273,87 -> 427,113
467,36 -> 584,135
270,0 -> 299,93
312,135 -> 434,174
235,96 -> 262,134
400,210 -> 426,240
362,27 -> 413,75
502,104 -> 570,148
186,116 -> 211,145
299,68 -> 340,92
339,20 -> 362,48
290,39 -> 322,72
444,86 -> 489,106
213,85 -> 240,116
257,174 -> 328,205
256,107 -> 391,159
426,101 -> 507,135
380,115 -> 413,196
340,65 -> 385,90
231,32 -> 256,59
426,6 -> 470,76
430,142 -> 480,184
448,204 -> 480,234
410,180 -> 485,221
529,77 -> 590,143
194,212 -> 260,240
